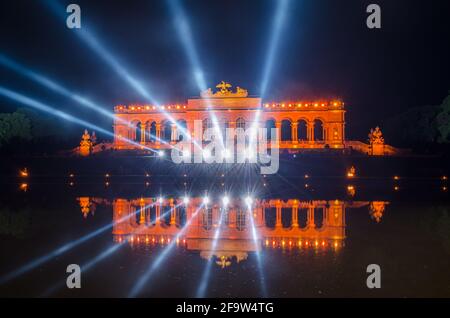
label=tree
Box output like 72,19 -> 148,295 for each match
435,92 -> 450,143
0,111 -> 32,147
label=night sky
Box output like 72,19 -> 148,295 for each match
0,0 -> 449,139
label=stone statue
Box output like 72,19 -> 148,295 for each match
369,201 -> 386,223
368,126 -> 384,145
201,81 -> 249,98
216,80 -> 232,94
79,129 -> 92,156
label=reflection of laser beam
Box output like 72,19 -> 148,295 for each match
128,204 -> 205,297
0,86 -> 161,153
248,207 -> 267,297
0,54 -> 171,147
46,0 -> 159,104
41,202 -> 182,296
260,0 -> 290,98
196,208 -> 225,297
0,202 -> 153,285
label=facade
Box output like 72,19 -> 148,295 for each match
113,82 -> 346,151
78,196 -> 388,266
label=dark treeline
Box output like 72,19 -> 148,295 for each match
0,108 -> 79,156
381,91 -> 450,153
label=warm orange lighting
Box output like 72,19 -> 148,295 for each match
347,166 -> 356,178
19,168 -> 29,178
304,174 -> 309,179
19,183 -> 28,192
394,175 -> 400,180
394,186 -> 399,191
442,176 -> 448,181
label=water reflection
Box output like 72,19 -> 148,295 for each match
78,197 -> 389,267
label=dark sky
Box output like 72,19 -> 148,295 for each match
0,0 -> 449,138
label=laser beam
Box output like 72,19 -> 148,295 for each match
0,86 -> 160,153
260,0 -> 290,98
46,0 -> 159,104
0,202 -> 153,285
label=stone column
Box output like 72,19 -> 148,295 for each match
292,204 -> 299,227
275,203 -> 282,227
139,200 -> 145,224
140,123 -> 146,144
155,203 -> 161,225
308,123 -> 315,143
307,205 -> 315,228
171,123 -> 177,144
292,122 -> 298,144
156,123 -> 161,145
170,199 -> 176,225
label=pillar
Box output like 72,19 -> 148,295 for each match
139,199 -> 146,225
308,123 -> 315,143
292,122 -> 298,144
292,204 -> 299,227
275,203 -> 282,227
155,203 -> 161,225
171,123 -> 177,143
156,123 -> 161,145
307,205 -> 315,228
170,200 -> 176,225
140,123 -> 146,144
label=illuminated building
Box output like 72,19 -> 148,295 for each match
78,196 -> 388,267
113,82 -> 346,151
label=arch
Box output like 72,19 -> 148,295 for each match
298,208 -> 308,228
131,120 -> 141,143
281,207 -> 291,227
314,207 -> 324,228
314,119 -> 324,141
297,119 -> 307,141
236,117 -> 246,130
162,120 -> 172,142
177,119 -> 187,141
281,119 -> 292,142
145,120 -> 156,142
265,119 -> 276,141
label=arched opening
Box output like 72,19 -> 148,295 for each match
132,121 -> 142,142
314,207 -> 324,228
264,207 -> 276,228
297,120 -> 307,141
314,119 -> 324,141
177,119 -> 187,141
236,117 -> 246,130
162,121 -> 172,142
145,121 -> 156,142
298,208 -> 308,228
265,119 -> 276,141
281,207 -> 292,227
202,118 -> 212,141
281,120 -> 292,142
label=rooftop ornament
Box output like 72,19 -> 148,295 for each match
200,81 -> 248,98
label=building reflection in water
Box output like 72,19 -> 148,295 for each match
77,197 -> 388,267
